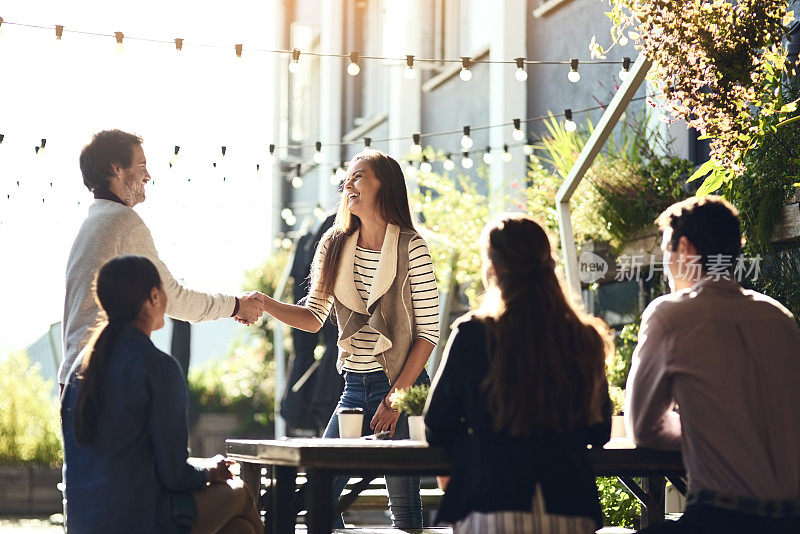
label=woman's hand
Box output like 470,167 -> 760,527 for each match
206,455 -> 234,484
370,398 -> 401,436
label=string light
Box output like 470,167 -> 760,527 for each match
114,32 -> 124,53
482,147 -> 494,165
461,152 -> 473,169
235,44 -> 243,59
420,156 -> 432,173
169,145 -> 180,168
289,48 -> 300,74
314,141 -> 324,164
281,208 -> 294,220
460,126 -> 473,149
363,137 -> 371,149
347,51 -> 360,76
568,58 -> 580,83
512,118 -> 525,141
330,168 -> 340,185
410,133 -> 422,154
459,57 -> 472,82
514,58 -> 528,82
221,146 -> 227,157
443,153 -> 455,171
55,25 -> 64,40
502,144 -> 513,163
404,55 -> 416,79
0,17 -> 3,36
564,109 -> 577,132
523,141 -> 534,156
292,164 -> 303,188
175,38 -> 183,52
268,144 -> 276,163
619,56 -> 631,81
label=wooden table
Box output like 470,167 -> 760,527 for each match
226,437 -> 684,534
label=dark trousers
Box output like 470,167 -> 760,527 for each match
638,505 -> 800,534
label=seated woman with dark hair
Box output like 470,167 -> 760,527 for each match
425,214 -> 612,534
61,255 -> 261,534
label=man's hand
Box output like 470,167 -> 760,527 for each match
234,291 -> 268,325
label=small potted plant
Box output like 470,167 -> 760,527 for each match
609,385 -> 626,439
389,384 -> 429,441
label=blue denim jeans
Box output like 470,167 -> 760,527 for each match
322,369 -> 430,528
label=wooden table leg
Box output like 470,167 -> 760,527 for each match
270,466 -> 297,534
641,476 -> 666,527
307,469 -> 334,534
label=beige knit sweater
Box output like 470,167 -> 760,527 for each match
59,199 -> 236,384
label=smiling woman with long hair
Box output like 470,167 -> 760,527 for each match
61,255 -> 261,534
260,149 -> 440,528
424,214 -> 612,534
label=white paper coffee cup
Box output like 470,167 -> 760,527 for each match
338,408 -> 364,439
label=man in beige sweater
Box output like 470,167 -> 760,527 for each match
60,129 -> 267,386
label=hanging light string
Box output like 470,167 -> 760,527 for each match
0,19 -> 626,66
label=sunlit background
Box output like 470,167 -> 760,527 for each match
0,0 -> 277,360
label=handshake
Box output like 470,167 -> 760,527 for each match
234,291 -> 271,325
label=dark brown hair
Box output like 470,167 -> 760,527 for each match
312,150 -> 415,298
476,214 -> 611,436
656,195 -> 743,273
79,130 -> 143,191
73,255 -> 161,445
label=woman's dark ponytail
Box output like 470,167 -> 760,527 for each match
72,255 -> 161,445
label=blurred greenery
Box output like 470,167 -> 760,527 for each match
597,476 -> 641,528
0,352 -> 63,466
188,248 -> 293,435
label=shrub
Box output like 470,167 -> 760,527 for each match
0,352 -> 63,466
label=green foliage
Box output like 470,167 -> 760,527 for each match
0,352 -> 63,466
389,384 -> 430,416
188,340 -> 276,434
607,321 -> 639,390
597,476 -> 641,528
594,0 -> 793,183
411,162 -> 494,305
188,248 -> 292,435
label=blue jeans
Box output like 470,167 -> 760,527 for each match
322,369 -> 430,528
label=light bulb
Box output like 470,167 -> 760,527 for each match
292,176 -> 304,188
420,160 -> 432,173
568,70 -> 581,83
459,68 -> 472,82
460,135 -> 473,149
285,215 -> 297,226
404,66 -> 416,79
282,238 -> 293,249
410,144 -> 422,154
483,152 -> 494,164
512,127 -> 525,142
288,61 -> 300,74
619,68 -> 628,81
502,150 -> 513,163
330,172 -> 340,185
443,158 -> 455,171
515,68 -> 528,82
347,62 -> 360,76
564,119 -> 577,132
281,208 -> 294,220
523,144 -> 534,156
313,151 -> 324,164
462,155 -> 474,169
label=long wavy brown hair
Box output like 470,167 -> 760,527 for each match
476,214 -> 611,436
312,149 -> 415,299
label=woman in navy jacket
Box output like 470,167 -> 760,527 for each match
62,255 -> 261,533
424,214 -> 612,533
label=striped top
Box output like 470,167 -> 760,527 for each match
306,235 -> 440,372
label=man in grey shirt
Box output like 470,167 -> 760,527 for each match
626,196 -> 800,533
60,129 -> 267,386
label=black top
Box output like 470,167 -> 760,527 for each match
424,315 -> 611,526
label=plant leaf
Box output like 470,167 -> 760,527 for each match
696,169 -> 728,196
687,159 -> 717,183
